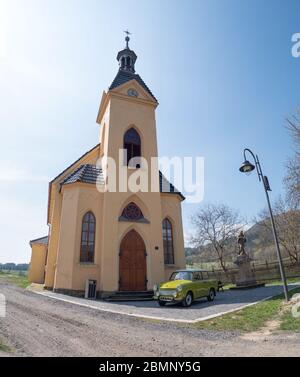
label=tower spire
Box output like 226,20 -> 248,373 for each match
109,32 -> 157,101
116,31 -> 137,73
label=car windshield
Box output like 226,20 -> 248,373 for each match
170,271 -> 192,281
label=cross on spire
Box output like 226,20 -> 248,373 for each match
124,29 -> 131,48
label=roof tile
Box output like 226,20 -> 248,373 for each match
61,164 -> 104,187
109,70 -> 157,102
60,164 -> 184,200
30,236 -> 48,246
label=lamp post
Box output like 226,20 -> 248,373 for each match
239,148 -> 289,301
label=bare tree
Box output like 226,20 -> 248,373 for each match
255,110 -> 300,263
284,157 -> 300,206
191,204 -> 244,272
286,109 -> 300,145
285,110 -> 300,206
257,197 -> 300,263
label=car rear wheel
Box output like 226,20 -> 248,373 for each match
158,300 -> 166,306
182,291 -> 193,307
207,288 -> 215,302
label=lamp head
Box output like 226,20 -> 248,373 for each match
239,160 -> 255,173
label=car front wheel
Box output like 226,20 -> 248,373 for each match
182,292 -> 193,307
158,300 -> 166,306
207,288 -> 215,302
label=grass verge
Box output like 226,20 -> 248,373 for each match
266,277 -> 300,286
279,293 -> 300,331
0,339 -> 10,353
0,270 -> 29,288
222,277 -> 300,291
280,312 -> 300,331
192,287 -> 300,332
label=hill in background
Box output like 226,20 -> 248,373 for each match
185,221 -> 290,268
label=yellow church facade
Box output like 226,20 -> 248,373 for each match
29,37 -> 186,298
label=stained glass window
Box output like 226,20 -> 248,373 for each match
121,202 -> 143,221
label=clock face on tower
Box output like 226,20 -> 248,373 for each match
127,88 -> 138,97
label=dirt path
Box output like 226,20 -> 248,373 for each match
0,280 -> 300,357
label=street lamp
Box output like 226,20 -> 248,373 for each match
239,148 -> 289,301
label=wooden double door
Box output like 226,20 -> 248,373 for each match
119,230 -> 147,291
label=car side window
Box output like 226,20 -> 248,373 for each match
202,271 -> 209,280
193,272 -> 202,280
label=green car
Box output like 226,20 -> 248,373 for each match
153,269 -> 218,307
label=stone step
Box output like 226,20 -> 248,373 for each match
104,296 -> 154,302
104,291 -> 154,301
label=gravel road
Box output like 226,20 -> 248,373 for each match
0,280 -> 300,357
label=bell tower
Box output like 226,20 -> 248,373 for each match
96,34 -> 165,293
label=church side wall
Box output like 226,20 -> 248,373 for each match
71,185 -> 103,292
161,194 -> 186,281
44,185 -> 62,289
53,184 -> 103,294
44,146 -> 100,291
28,244 -> 47,284
53,186 -> 80,290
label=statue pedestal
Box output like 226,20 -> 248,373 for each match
230,254 -> 265,290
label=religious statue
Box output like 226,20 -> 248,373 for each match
237,230 -> 247,256
231,229 -> 263,289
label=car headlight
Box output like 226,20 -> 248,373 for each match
153,284 -> 158,292
176,285 -> 183,292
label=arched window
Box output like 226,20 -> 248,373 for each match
124,128 -> 141,167
121,202 -> 144,221
121,57 -> 125,69
162,218 -> 174,265
80,212 -> 95,263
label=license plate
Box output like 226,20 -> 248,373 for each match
160,296 -> 173,301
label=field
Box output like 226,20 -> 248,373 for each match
0,270 -> 29,288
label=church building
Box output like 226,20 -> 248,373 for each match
29,36 -> 186,298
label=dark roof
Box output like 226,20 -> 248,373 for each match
117,48 -> 137,62
159,171 -> 185,199
61,164 -> 104,188
60,164 -> 184,200
109,70 -> 157,102
30,236 -> 48,246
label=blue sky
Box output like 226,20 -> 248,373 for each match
0,0 -> 299,263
